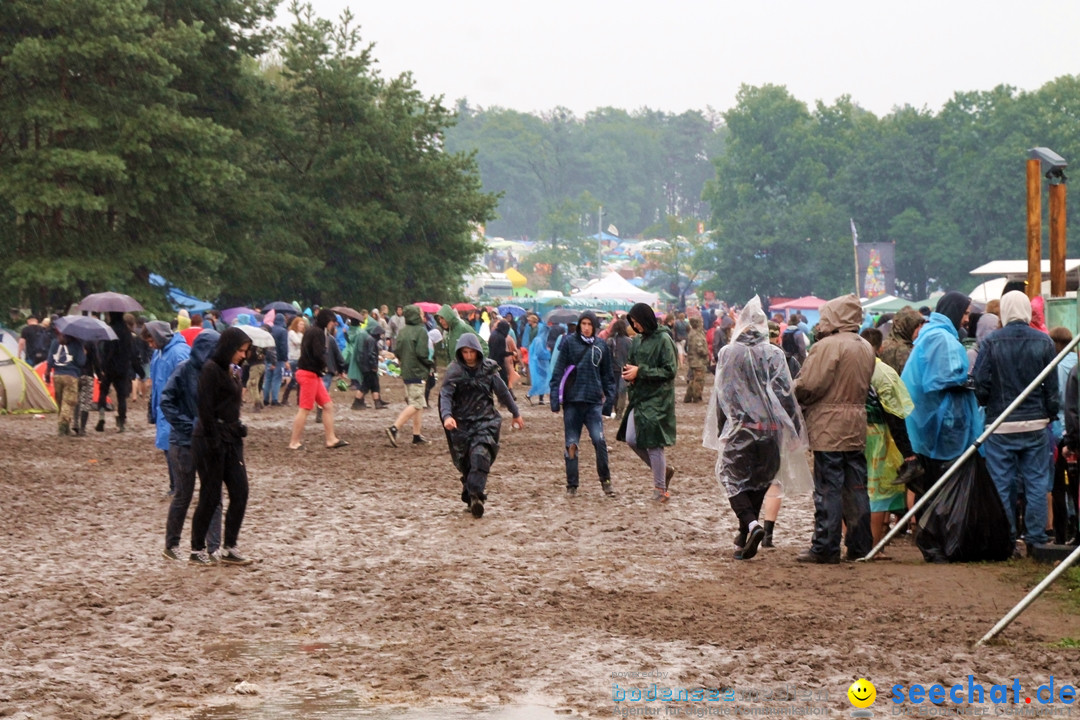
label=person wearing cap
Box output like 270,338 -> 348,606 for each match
143,321 -> 190,494
616,303 -> 678,502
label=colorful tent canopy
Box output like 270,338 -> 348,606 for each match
504,267 -> 528,288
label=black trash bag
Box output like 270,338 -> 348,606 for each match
916,454 -> 1014,563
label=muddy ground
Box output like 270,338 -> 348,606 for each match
1,373 -> 1078,719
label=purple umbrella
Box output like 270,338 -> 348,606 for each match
221,306 -> 259,325
77,291 -> 144,313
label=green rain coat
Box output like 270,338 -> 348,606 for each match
616,324 -> 678,448
396,306 -> 434,382
435,304 -> 487,364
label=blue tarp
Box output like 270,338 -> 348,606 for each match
149,273 -> 214,313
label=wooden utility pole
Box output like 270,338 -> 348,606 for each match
1050,182 -> 1067,296
1027,158 -> 1042,299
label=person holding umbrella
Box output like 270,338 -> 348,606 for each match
96,312 -> 144,433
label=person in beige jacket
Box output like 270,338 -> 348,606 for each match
793,294 -> 876,563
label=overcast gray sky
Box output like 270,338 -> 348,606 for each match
301,0 -> 1080,117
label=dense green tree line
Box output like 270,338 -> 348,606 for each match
444,104 -> 725,244
0,0 -> 497,316
700,79 -> 1080,302
447,79 -> 1080,304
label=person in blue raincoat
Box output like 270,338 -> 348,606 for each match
527,324 -> 552,405
901,291 -> 983,502
144,321 -> 191,494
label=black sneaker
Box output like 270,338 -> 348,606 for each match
189,550 -> 214,566
219,547 -> 254,566
351,399 -> 366,410
94,419 -> 105,432
162,546 -> 182,561
375,399 -> 391,409
412,434 -> 431,445
601,481 -> 616,497
566,486 -> 577,497
741,525 -> 765,560
386,425 -> 399,447
469,495 -> 485,518
795,549 -> 841,564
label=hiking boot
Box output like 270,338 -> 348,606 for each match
219,547 -> 254,565
795,549 -> 840,565
162,546 -> 182,561
375,399 -> 391,409
412,434 -> 431,445
651,488 -> 670,503
664,465 -> 676,491
566,486 -> 577,497
741,525 -> 765,560
385,425 -> 399,447
351,399 -> 367,410
601,481 -> 616,497
189,550 -> 214,566
469,494 -> 485,518
95,419 -> 106,433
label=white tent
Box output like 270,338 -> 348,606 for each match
0,345 -> 57,414
573,272 -> 659,304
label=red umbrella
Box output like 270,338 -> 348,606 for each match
413,301 -> 442,314
453,302 -> 477,312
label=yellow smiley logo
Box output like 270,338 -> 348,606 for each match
848,678 -> 876,708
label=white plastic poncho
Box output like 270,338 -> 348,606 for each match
703,297 -> 813,498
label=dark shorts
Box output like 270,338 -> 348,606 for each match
360,371 -> 380,394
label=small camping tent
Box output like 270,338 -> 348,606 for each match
0,345 -> 57,413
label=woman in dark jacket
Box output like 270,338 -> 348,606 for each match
616,304 -> 678,502
190,327 -> 253,566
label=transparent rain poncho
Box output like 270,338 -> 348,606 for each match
703,297 -> 813,498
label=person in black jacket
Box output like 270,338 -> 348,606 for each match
549,310 -> 617,497
440,333 -> 524,518
288,308 -> 348,450
189,327 -> 253,566
95,312 -> 145,433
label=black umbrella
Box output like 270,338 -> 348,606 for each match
544,308 -> 581,325
78,291 -> 144,313
331,306 -> 364,322
262,301 -> 298,314
54,315 -> 119,343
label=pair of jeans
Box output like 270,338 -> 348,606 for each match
191,437 -> 248,552
983,431 -> 1050,545
165,443 -> 222,552
563,401 -> 610,488
810,450 -> 872,559
263,362 -> 282,405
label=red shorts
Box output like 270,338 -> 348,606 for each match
296,369 -> 330,411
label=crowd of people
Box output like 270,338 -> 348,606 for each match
16,285 -> 1080,565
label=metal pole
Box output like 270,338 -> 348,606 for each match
862,331 -> 1080,561
977,543 -> 1080,645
